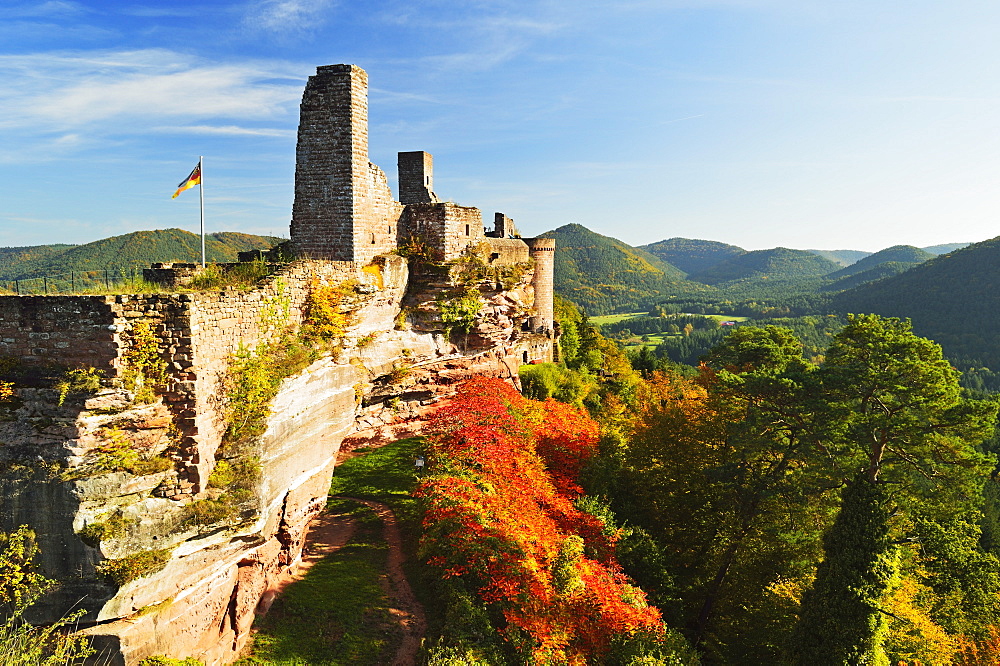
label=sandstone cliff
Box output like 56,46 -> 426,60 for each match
0,252 -> 551,664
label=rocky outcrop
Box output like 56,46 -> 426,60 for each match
0,254 -> 551,664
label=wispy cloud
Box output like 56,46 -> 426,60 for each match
242,0 -> 337,37
152,125 -> 296,138
118,6 -> 204,17
0,50 -> 307,133
7,1 -> 88,18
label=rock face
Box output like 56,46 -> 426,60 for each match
0,254 -> 551,664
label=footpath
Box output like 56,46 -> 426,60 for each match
247,496 -> 426,665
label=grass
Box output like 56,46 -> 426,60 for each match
236,502 -> 397,666
588,312 -> 647,326
624,333 -> 677,350
703,314 -> 749,323
237,437 -> 427,665
330,437 -> 424,530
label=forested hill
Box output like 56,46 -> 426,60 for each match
539,224 -> 711,315
823,261 -> 923,293
687,247 -> 841,284
826,245 -> 933,280
924,242 -> 971,255
0,229 -> 280,280
639,237 -> 744,274
806,248 -> 871,266
833,235 -> 1000,372
0,245 -> 75,275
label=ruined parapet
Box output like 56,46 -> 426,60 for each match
404,202 -> 485,260
398,151 -> 438,204
143,263 -> 201,288
487,212 -> 520,239
526,237 -> 555,333
290,65 -> 402,262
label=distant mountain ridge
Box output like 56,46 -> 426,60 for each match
833,235 -> 1000,372
922,242 -> 970,255
687,247 -> 841,285
0,229 -> 281,281
539,224 -> 711,314
826,245 -> 933,280
537,224 -> 975,314
806,249 -> 871,267
639,238 -> 745,274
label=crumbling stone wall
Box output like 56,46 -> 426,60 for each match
487,212 -> 521,239
181,260 -> 363,487
290,65 -> 403,262
0,297 -> 121,372
398,150 -> 438,204
404,202 -> 486,260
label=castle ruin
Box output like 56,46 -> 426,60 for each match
289,63 -> 554,330
0,64 -> 555,664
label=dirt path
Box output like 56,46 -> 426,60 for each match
339,497 -> 428,666
252,497 -> 427,666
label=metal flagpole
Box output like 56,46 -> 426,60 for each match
199,156 -> 205,268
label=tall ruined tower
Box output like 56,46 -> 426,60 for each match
290,65 -> 400,262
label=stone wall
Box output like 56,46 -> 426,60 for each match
485,237 -> 531,265
397,151 -> 437,204
404,202 -> 486,260
0,296 -> 120,372
290,65 -> 369,261
487,212 -> 520,239
289,65 -> 404,264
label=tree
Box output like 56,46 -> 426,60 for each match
616,327 -> 834,662
0,526 -> 94,664
791,315 -> 997,664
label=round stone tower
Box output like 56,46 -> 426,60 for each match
526,237 -> 555,332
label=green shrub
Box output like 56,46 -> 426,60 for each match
207,457 -> 261,491
96,548 -> 173,586
122,320 -> 166,403
182,497 -> 239,529
187,260 -> 274,291
78,513 -> 137,548
54,367 -> 102,406
301,280 -> 355,344
0,526 -> 94,662
385,364 -> 411,385
88,428 -> 172,477
438,291 -> 482,336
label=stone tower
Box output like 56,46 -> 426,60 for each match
290,64 -> 401,262
397,151 -> 438,204
526,237 -> 555,331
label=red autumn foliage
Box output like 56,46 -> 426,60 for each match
417,377 -> 663,664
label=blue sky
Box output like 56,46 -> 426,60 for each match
3,0 -> 1000,252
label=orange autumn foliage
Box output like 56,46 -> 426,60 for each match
417,377 -> 663,664
955,625 -> 1000,665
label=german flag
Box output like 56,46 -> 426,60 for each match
171,163 -> 201,199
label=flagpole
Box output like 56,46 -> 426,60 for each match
198,155 -> 205,268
